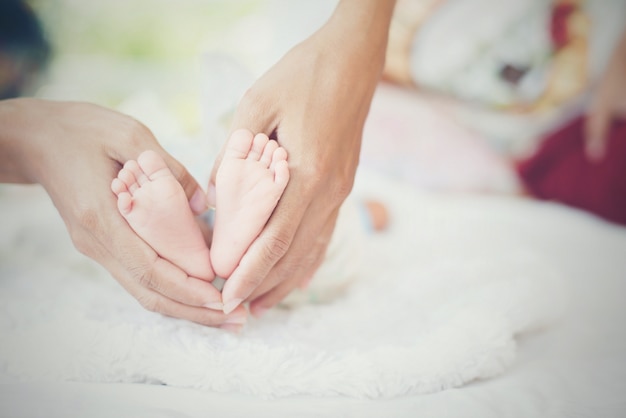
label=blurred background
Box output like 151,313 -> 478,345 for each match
4,0 -> 337,137
2,0 -> 626,139
4,0 -> 624,139
3,0 -> 626,223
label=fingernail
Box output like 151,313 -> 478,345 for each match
223,298 -> 243,315
586,144 -> 602,163
203,301 -> 224,311
225,312 -> 248,325
251,306 -> 268,318
207,183 -> 216,207
190,188 -> 208,214
299,276 -> 313,290
219,324 -> 244,334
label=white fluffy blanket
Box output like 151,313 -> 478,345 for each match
0,169 -> 566,399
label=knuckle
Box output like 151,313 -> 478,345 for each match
299,250 -> 325,279
239,87 -> 262,109
68,228 -> 90,256
328,178 -> 353,203
75,205 -> 101,233
121,117 -> 153,148
262,232 -> 291,263
135,266 -> 157,291
236,88 -> 269,125
309,242 -> 328,264
137,293 -> 161,313
299,161 -> 325,187
123,251 -> 159,289
237,274 -> 263,295
299,162 -> 354,204
333,164 -> 356,201
287,243 -> 325,280
69,207 -> 102,257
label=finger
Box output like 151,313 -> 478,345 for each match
230,88 -> 277,137
99,228 -> 246,327
250,225 -> 328,317
113,239 -> 224,309
98,163 -> 229,321
249,275 -> 302,317
585,105 -> 610,162
148,258 -> 225,308
206,147 -> 223,208
93,205 -> 224,309
249,210 -> 336,300
220,187 -> 308,313
247,212 -> 337,316
130,285 -> 248,328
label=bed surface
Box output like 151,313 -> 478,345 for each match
1,169 -> 625,417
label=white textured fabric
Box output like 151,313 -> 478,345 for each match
0,171 -> 565,399
280,197 -> 365,307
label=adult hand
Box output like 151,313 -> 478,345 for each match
208,0 -> 396,315
585,29 -> 626,161
0,98 -> 247,329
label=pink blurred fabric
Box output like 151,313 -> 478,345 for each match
361,83 -> 518,194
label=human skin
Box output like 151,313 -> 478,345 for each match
208,0 -> 397,315
0,0 -> 397,325
112,150 -> 216,282
585,28 -> 626,161
0,98 -> 247,328
210,130 -> 290,279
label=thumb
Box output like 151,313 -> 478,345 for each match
584,105 -> 611,162
206,147 -> 224,208
162,152 -> 208,215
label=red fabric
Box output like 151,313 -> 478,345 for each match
517,115 -> 626,225
550,2 -> 576,49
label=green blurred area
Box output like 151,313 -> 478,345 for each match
28,0 -> 259,61
23,0 -> 262,134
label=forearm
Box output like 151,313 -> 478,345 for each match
327,0 -> 396,67
616,27 -> 626,57
332,0 -> 397,35
0,98 -> 40,184
603,27 -> 626,76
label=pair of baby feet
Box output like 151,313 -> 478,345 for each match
110,129 -> 290,307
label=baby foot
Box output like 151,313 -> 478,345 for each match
211,129 -> 290,278
111,150 -> 214,280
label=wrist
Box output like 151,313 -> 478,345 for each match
0,98 -> 42,184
